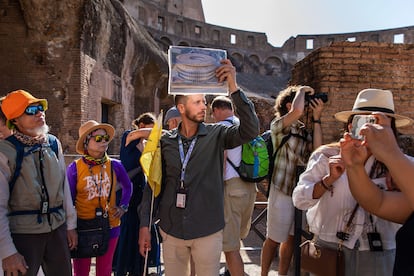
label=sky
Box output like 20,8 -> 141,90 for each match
201,0 -> 414,47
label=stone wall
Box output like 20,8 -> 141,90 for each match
0,0 -> 168,154
291,41 -> 414,144
2,1 -> 414,156
130,0 -> 414,97
0,0 -> 83,153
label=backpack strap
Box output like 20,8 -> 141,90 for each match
226,156 -> 239,174
6,135 -> 25,194
6,134 -> 60,194
266,132 -> 292,198
272,132 -> 307,160
222,119 -> 241,176
47,134 -> 59,158
266,131 -> 308,197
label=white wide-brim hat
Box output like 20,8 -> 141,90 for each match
334,88 -> 413,128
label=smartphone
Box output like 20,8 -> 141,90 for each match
351,115 -> 376,140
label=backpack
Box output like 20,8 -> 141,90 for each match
6,134 -> 59,193
226,133 -> 270,183
5,134 -> 61,221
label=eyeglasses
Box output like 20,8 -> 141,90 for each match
24,105 -> 45,116
91,135 -> 110,143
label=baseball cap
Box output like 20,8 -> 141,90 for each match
1,90 -> 48,129
164,106 -> 180,125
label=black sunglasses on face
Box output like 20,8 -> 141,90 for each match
25,105 -> 45,116
91,135 -> 110,143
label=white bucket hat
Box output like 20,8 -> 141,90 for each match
334,88 -> 413,128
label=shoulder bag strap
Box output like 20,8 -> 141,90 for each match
337,203 -> 359,249
107,160 -> 114,207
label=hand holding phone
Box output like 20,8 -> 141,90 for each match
351,115 -> 377,140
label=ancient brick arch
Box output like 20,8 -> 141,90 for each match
246,54 -> 260,73
159,36 -> 173,52
229,52 -> 244,71
249,55 -> 260,65
264,56 -> 283,76
178,41 -> 190,46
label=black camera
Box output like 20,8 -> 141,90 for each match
305,93 -> 328,103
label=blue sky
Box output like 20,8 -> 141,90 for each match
201,0 -> 414,47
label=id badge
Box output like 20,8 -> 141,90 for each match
40,201 -> 49,214
367,232 -> 383,251
176,188 -> 187,209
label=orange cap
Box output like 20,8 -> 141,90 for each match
1,90 -> 48,129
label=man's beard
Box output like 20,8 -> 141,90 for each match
185,110 -> 205,123
25,124 -> 49,137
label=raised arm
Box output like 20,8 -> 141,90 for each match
125,128 -> 152,146
309,98 -> 324,150
361,114 -> 414,208
340,132 -> 412,223
215,59 -> 259,147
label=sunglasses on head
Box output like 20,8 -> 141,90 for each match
91,134 -> 110,143
24,105 -> 45,116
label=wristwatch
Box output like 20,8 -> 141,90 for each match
119,205 -> 129,212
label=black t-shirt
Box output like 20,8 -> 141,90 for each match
394,212 -> 414,275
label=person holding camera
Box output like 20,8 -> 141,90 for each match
292,88 -> 411,275
340,109 -> 414,274
261,85 -> 324,276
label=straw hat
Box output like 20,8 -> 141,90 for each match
75,120 -> 115,154
334,88 -> 413,128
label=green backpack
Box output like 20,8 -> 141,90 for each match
227,135 -> 270,183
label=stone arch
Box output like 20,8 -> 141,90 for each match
264,56 -> 283,76
229,52 -> 243,71
249,54 -> 260,65
178,41 -> 190,46
159,36 -> 173,52
245,54 -> 260,73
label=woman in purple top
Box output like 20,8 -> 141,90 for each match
66,120 -> 132,276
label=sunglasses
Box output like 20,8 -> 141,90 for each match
24,105 -> 45,116
91,134 -> 110,143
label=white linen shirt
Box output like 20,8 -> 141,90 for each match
219,116 -> 241,181
292,145 -> 402,251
